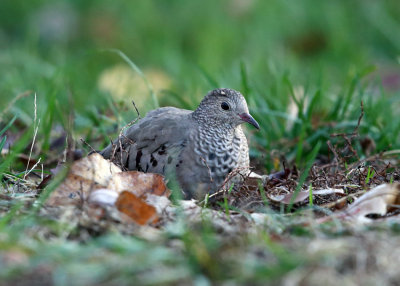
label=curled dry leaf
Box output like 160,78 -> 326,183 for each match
316,183 -> 400,224
269,188 -> 344,204
342,183 -> 400,222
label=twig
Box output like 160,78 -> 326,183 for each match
200,156 -> 213,183
80,138 -> 97,154
24,157 -> 42,179
132,100 -> 141,119
327,101 -> 365,165
109,100 -> 141,170
24,93 -> 41,180
201,166 -> 250,202
330,101 -> 364,138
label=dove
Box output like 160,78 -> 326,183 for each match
100,88 -> 259,199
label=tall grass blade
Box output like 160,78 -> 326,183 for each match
0,115 -> 17,137
287,141 -> 321,212
0,136 -> 6,153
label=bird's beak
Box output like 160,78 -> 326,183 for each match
239,113 -> 260,129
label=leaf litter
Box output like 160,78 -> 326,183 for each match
38,146 -> 400,234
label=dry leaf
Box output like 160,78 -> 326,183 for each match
47,153 -> 170,207
46,153 -> 171,227
315,183 -> 400,224
343,183 -> 400,222
115,191 -> 158,225
107,171 -> 170,197
46,153 -> 122,206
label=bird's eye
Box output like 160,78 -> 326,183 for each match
221,102 -> 230,110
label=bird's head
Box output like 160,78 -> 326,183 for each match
194,88 -> 259,130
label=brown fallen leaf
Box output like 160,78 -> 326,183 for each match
47,153 -> 171,226
47,153 -> 170,205
88,172 -> 170,207
107,171 -> 170,197
115,191 -> 158,225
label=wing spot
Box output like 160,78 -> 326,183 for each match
125,152 -> 130,169
158,144 -> 166,155
208,153 -> 216,160
135,150 -> 143,170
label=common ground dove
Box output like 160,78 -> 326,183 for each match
100,88 -> 259,199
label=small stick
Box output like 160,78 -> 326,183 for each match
24,94 -> 40,180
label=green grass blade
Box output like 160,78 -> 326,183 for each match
0,136 -> 6,153
0,115 -> 17,137
283,74 -> 305,122
308,184 -> 313,207
295,124 -> 307,167
0,125 -> 34,180
305,90 -> 321,121
287,141 -> 321,212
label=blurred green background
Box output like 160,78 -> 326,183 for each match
0,0 -> 399,169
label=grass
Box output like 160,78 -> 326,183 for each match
0,115 -> 17,153
287,141 -> 321,212
0,0 -> 400,284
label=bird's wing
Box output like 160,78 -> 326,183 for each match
100,107 -> 193,174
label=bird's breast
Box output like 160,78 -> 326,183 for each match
191,127 -> 244,179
